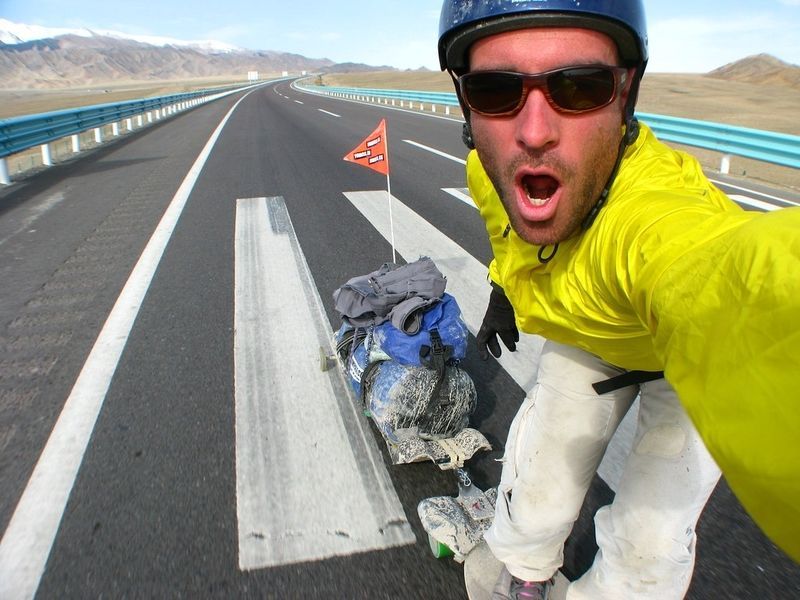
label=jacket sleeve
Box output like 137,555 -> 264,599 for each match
649,207 -> 800,562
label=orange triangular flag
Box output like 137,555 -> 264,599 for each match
343,119 -> 389,175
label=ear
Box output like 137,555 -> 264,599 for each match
619,67 -> 637,106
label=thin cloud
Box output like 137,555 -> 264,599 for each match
647,13 -> 795,72
651,14 -> 780,36
204,25 -> 254,44
285,31 -> 341,42
372,38 -> 440,70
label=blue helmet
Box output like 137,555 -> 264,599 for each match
438,0 -> 648,76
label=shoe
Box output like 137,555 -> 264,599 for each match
491,566 -> 551,600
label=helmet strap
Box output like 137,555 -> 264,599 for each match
462,122 -> 475,149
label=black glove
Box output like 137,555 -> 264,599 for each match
476,283 -> 518,360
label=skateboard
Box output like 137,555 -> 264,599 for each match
417,468 -> 496,562
420,475 -> 571,599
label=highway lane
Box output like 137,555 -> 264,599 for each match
0,92 -> 239,543
0,79 -> 798,598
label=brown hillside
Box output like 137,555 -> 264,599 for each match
0,34 -> 337,89
707,53 -> 800,90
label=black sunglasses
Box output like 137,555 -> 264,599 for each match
458,65 -> 629,116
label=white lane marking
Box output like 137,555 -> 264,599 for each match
446,176 -> 787,215
0,88 -> 258,600
729,194 -> 779,212
292,83 -> 462,124
403,139 -> 466,165
710,178 -> 797,206
342,190 -> 635,491
343,190 -> 541,392
442,187 -> 474,208
294,100 -> 304,105
233,196 -> 414,571
318,109 -> 341,118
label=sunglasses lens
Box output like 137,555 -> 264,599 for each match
461,67 -> 619,115
548,68 -> 616,111
462,72 -> 524,115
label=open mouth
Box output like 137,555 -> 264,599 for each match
522,174 -> 559,206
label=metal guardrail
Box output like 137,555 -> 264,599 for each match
0,81 -> 269,184
298,83 -> 800,170
298,83 -> 459,110
635,113 -> 800,170
3,79 -> 796,185
308,86 -> 460,108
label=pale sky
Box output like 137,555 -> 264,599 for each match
1,0 -> 799,73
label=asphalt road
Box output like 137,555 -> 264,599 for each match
0,79 -> 798,599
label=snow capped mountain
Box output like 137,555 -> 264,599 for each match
0,18 -> 241,53
0,19 -> 82,44
0,18 -> 387,89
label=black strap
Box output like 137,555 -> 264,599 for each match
359,358 -> 384,409
592,370 -> 664,395
420,329 -> 452,402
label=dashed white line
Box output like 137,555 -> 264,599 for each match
442,187 -> 475,208
412,144 -> 794,213
403,139 -> 466,165
318,109 -> 341,118
710,178 -> 795,205
729,194 -> 780,212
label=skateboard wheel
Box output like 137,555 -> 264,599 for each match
428,533 -> 454,559
319,347 -> 334,372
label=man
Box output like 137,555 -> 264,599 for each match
437,1 -> 800,598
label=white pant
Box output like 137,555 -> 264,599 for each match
484,341 -> 721,599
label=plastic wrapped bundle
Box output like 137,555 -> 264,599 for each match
363,360 -> 477,443
334,322 -> 477,443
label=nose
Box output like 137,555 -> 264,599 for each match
514,87 -> 559,151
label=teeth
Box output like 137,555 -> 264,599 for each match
526,191 -> 550,206
523,175 -> 557,207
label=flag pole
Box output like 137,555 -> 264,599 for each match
386,171 -> 396,263
383,121 -> 396,263
342,118 -> 395,262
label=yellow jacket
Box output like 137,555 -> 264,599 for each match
467,123 -> 800,561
